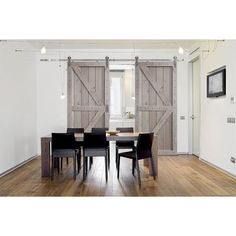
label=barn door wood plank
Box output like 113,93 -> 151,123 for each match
67,57 -> 73,127
105,56 -> 110,128
95,66 -> 105,127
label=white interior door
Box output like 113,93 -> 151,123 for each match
192,59 -> 200,156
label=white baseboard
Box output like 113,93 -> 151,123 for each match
0,155 -> 39,178
199,158 -> 236,180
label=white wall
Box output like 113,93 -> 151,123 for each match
0,43 -> 37,174
189,40 -> 236,176
36,49 -> 189,154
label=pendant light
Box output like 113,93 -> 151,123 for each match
41,46 -> 46,54
178,46 -> 184,54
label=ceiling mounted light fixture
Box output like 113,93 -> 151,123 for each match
41,46 -> 46,54
178,46 -> 184,54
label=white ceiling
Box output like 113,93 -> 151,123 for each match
25,40 -> 198,50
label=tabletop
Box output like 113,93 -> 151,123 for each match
42,132 -> 140,142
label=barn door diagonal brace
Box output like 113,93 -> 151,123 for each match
86,109 -> 105,131
153,110 -> 172,134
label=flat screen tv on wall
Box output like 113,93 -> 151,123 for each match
207,67 -> 226,97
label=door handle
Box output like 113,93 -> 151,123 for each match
190,115 -> 195,119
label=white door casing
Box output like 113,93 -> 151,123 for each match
192,58 -> 200,156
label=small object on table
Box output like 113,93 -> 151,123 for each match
106,130 -> 120,136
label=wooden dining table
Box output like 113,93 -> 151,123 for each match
41,132 -> 158,177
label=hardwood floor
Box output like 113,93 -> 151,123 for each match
1,147 -> 236,196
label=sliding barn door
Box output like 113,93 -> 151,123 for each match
135,57 -> 177,155
67,57 -> 110,131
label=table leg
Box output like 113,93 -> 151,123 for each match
41,138 -> 51,177
143,135 -> 158,176
151,135 -> 158,176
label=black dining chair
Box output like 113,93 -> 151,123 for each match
115,127 -> 135,169
117,132 -> 156,187
67,128 -> 84,171
91,128 -> 110,169
83,132 -> 108,182
51,133 -> 79,180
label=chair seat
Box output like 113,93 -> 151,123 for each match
53,149 -> 76,158
84,148 -> 107,157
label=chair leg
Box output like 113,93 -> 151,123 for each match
73,156 -> 76,180
58,159 -> 60,174
51,157 -> 54,180
105,155 -> 108,182
107,147 -> 110,170
136,160 -> 141,188
150,157 -> 156,180
61,158 -> 63,171
85,157 -> 88,174
117,155 -> 120,179
89,156 -> 93,170
77,150 -> 81,174
116,147 -> 118,169
132,159 -> 136,176
66,157 -> 69,165
83,156 -> 87,181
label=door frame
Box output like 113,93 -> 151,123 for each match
188,55 -> 201,156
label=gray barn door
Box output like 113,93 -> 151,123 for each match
67,57 -> 110,131
135,57 -> 177,155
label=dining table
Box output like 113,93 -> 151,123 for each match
41,132 -> 158,177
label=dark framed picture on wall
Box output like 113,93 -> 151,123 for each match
207,67 -> 226,97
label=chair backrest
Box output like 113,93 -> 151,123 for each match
136,133 -> 154,159
67,128 -> 84,134
83,132 -> 106,149
116,127 -> 133,133
91,128 -> 108,134
52,133 -> 75,150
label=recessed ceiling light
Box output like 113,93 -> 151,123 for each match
41,46 -> 46,54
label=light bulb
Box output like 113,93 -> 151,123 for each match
178,46 -> 184,54
41,46 -> 46,54
60,93 -> 65,100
